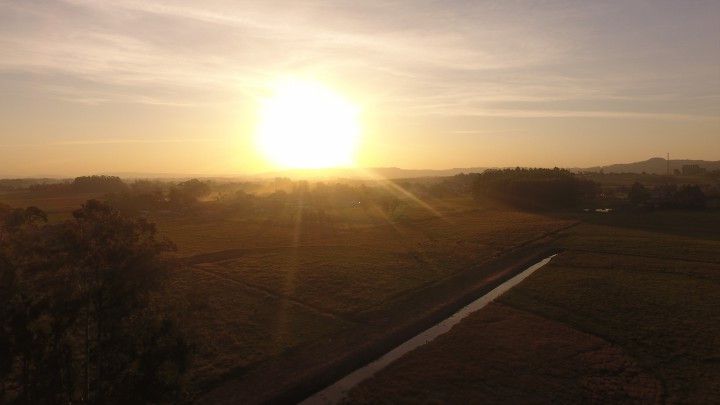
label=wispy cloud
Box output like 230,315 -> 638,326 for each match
0,1 -> 598,106
0,138 -> 222,148
436,109 -> 716,121
0,0 -> 718,176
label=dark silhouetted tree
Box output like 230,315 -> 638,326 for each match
72,176 -> 128,193
628,182 -> 651,206
1,201 -> 190,404
168,179 -> 211,208
472,168 -> 598,210
672,185 -> 706,209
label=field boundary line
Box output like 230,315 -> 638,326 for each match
181,244 -> 388,265
190,265 -> 358,324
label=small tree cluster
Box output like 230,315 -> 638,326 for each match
472,168 -> 599,210
628,182 -> 707,209
107,178 -> 212,214
72,176 -> 128,193
168,179 -> 212,208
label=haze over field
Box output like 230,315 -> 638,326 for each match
1,1 -> 719,177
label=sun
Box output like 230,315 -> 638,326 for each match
255,78 -> 361,169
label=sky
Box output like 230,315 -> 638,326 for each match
1,0 -> 719,177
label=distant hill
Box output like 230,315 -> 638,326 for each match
4,158 -> 718,182
582,157 -> 720,174
254,166 -> 490,180
83,167 -> 490,180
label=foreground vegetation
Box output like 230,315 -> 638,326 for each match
168,205 -> 572,392
1,170 -> 717,402
346,212 -> 720,403
0,201 -> 189,403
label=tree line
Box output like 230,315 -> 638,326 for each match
469,168 -> 599,210
629,182 -> 708,209
107,178 -> 212,213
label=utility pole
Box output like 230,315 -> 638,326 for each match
667,152 -> 670,176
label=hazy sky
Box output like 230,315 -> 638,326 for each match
1,0 -> 719,176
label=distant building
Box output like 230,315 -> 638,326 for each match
682,164 -> 706,175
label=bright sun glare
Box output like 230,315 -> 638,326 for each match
256,78 -> 361,169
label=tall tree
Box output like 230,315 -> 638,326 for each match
1,201 -> 190,404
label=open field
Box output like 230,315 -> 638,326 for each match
0,190 -> 104,221
4,185 -> 718,402
346,302 -> 663,404
160,203 -> 574,395
1,188 -> 573,397
344,211 -> 720,403
159,265 -> 352,390
566,211 -> 720,263
501,251 -> 720,403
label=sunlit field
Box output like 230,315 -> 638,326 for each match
0,179 -> 576,398
2,171 -> 719,402
345,211 -> 720,404
144,191 -> 574,393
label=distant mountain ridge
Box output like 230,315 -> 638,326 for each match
3,158 -> 719,180
254,167 -> 490,180
263,158 -> 720,179
581,157 -> 720,174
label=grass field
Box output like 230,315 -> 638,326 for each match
346,302 -> 663,403
345,211 -> 720,403
159,265 -> 352,390
0,188 -> 575,396
0,190 -> 104,221
161,203 -> 573,393
5,187 -> 717,402
501,251 -> 720,403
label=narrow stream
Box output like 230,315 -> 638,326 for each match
300,254 -> 557,405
